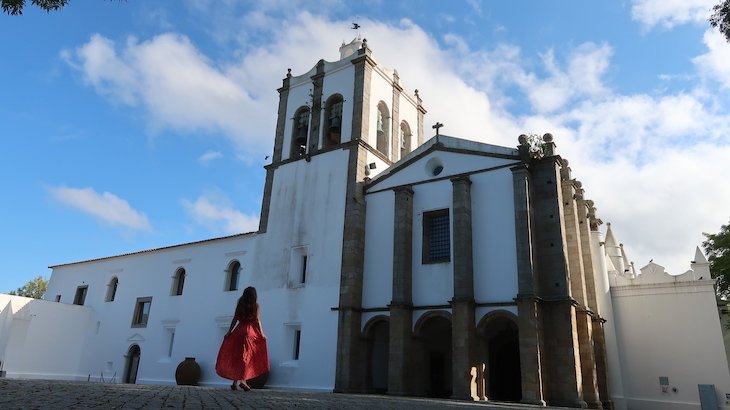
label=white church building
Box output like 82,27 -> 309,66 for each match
1,38 -> 729,410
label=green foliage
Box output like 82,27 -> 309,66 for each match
2,0 -> 70,15
703,219 -> 730,299
7,275 -> 48,299
710,0 -> 730,44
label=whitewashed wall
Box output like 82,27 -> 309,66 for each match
609,265 -> 730,409
0,294 -> 91,380
250,149 -> 350,390
470,168 -> 518,304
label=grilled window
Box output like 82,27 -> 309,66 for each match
423,209 -> 451,263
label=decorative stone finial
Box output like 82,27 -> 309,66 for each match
287,68 -> 292,78
543,133 -> 553,142
518,134 -> 528,145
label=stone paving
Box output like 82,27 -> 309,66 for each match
0,379 -> 572,409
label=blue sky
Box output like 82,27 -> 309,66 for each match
2,0 -> 729,293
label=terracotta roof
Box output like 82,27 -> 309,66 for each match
48,232 -> 257,269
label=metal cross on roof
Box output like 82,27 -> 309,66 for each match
432,122 -> 444,136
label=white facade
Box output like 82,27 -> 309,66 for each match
596,236 -> 730,410
1,39 -> 729,409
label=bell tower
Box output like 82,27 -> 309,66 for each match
256,38 -> 425,393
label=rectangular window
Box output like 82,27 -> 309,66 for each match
423,209 -> 451,264
131,297 -> 152,328
73,285 -> 88,305
284,323 -> 302,362
294,329 -> 301,360
55,294 -> 61,302
167,328 -> 176,358
289,247 -> 308,287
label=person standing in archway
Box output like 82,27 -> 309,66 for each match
215,286 -> 270,390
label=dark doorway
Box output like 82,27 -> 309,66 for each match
367,320 -> 389,393
481,315 -> 521,402
418,314 -> 452,398
123,344 -> 141,384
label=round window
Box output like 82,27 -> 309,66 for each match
425,157 -> 444,177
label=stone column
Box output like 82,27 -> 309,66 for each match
450,176 -> 478,400
309,60 -> 325,153
390,72 -> 402,161
334,46 -> 374,393
561,167 -> 601,409
592,318 -> 613,410
511,164 -> 546,405
416,90 -> 426,146
530,152 -> 586,408
388,186 -> 414,396
258,72 -> 290,233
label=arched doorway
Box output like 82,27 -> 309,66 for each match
364,317 -> 389,393
123,344 -> 141,384
478,312 -> 521,402
414,312 -> 452,398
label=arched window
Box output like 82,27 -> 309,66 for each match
291,106 -> 310,159
106,276 -> 118,302
324,94 -> 343,147
376,101 -> 390,157
400,120 -> 412,159
172,268 -> 185,296
226,260 -> 241,292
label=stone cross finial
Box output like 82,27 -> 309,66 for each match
432,122 -> 443,136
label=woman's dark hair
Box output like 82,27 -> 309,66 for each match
235,286 -> 258,319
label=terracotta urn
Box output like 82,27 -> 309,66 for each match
247,371 -> 269,389
175,357 -> 201,386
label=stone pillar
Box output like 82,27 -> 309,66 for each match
309,60 -> 325,153
390,72 -> 402,161
450,176 -> 478,400
389,186 -> 414,396
334,46 -> 374,393
561,167 -> 601,409
415,90 -> 426,146
511,165 -> 546,406
592,318 -> 613,410
578,194 -> 610,409
530,153 -> 586,408
258,72 -> 290,233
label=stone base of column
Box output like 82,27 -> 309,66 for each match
586,400 -> 603,409
521,399 -> 547,406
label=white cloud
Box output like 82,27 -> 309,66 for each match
631,0 -> 715,29
64,10 -> 730,276
182,193 -> 259,234
693,29 -> 730,89
198,150 -> 223,165
63,33 -> 272,156
49,186 -> 152,231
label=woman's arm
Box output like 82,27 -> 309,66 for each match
257,304 -> 266,338
226,316 -> 237,336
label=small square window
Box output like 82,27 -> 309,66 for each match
422,209 -> 451,264
131,297 -> 152,328
73,285 -> 88,305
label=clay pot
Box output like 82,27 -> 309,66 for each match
247,371 -> 269,389
175,357 -> 201,386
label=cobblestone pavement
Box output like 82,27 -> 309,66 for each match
0,379 -> 572,409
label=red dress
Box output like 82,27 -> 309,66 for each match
215,314 -> 270,381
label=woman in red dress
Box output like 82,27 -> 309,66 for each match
215,286 -> 270,391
